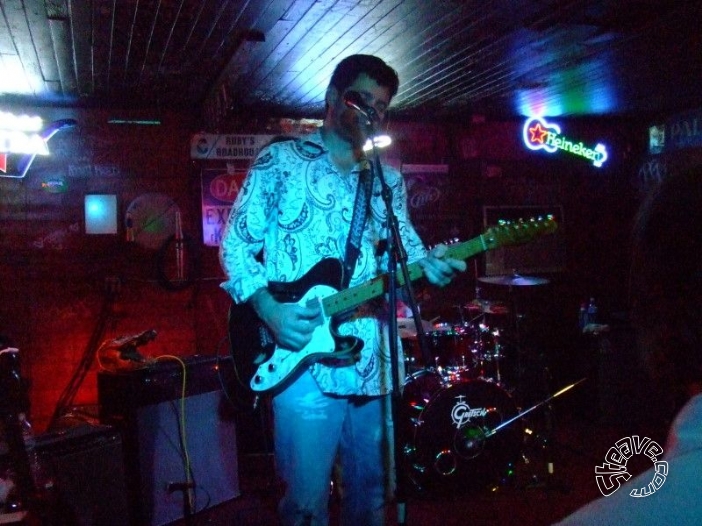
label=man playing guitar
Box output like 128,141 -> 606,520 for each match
220,54 -> 465,526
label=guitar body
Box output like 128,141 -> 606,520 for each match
228,258 -> 362,394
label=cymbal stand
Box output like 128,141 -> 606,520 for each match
497,281 -> 558,490
524,364 -> 575,493
505,283 -> 527,398
488,377 -> 585,493
455,303 -> 467,326
491,328 -> 504,385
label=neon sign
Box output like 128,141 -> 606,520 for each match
0,112 -> 76,178
0,111 -> 48,155
523,116 -> 608,168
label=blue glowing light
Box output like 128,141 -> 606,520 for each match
84,194 -> 118,234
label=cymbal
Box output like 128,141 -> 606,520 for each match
465,299 -> 510,315
478,274 -> 550,286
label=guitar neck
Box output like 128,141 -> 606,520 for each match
322,234 -> 493,317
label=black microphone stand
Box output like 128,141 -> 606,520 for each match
365,123 -> 428,526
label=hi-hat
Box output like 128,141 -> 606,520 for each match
478,273 -> 550,286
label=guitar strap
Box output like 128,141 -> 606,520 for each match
342,160 -> 374,289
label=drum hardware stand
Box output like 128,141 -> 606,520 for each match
488,376 -> 586,493
167,482 -> 195,525
477,272 -> 550,403
490,377 -> 585,495
510,288 -> 528,403
486,378 -> 585,438
455,303 -> 467,326
489,330 -> 504,385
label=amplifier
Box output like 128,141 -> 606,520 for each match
98,355 -> 240,526
34,424 -> 129,526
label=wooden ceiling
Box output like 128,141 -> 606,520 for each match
1,0 -> 701,124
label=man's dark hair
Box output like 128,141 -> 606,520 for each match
328,55 -> 399,100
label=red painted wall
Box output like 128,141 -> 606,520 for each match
0,106 -> 230,431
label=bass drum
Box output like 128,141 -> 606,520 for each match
402,370 -> 522,494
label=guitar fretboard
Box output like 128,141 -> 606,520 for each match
323,235 -> 492,317
320,215 -> 556,318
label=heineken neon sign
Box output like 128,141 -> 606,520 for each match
523,116 -> 608,168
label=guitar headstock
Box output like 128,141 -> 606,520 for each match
484,215 -> 558,247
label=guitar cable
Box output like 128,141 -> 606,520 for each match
153,354 -> 195,514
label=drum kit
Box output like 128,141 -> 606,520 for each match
401,299 -> 509,382
398,272 -> 572,494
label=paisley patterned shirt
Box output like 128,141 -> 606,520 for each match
219,128 -> 427,396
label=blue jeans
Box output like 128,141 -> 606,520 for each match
273,371 -> 391,526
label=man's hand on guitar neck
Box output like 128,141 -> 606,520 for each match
248,288 -> 323,351
418,243 -> 467,287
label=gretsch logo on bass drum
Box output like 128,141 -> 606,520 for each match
451,395 -> 488,428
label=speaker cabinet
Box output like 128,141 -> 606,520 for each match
98,356 -> 240,526
35,424 -> 129,526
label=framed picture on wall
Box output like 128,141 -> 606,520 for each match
482,205 -> 565,275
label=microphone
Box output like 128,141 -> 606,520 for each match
343,91 -> 379,122
112,329 -> 157,350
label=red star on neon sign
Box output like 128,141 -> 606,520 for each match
528,122 -> 549,144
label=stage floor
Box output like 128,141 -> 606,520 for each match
171,396 -> 667,526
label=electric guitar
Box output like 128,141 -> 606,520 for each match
228,216 -> 557,394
